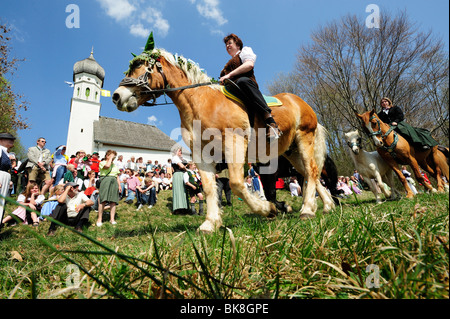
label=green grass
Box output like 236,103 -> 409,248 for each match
0,189 -> 448,299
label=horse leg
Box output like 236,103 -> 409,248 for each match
196,162 -> 222,233
381,155 -> 415,198
228,162 -> 276,217
258,168 -> 292,214
383,170 -> 401,199
408,157 -> 437,193
429,149 -> 447,193
284,133 -> 320,218
366,178 -> 382,203
373,170 -> 392,199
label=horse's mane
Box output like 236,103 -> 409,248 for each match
126,48 -> 221,90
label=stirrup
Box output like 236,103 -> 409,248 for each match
266,123 -> 282,141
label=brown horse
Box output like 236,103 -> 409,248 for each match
113,43 -> 335,232
356,110 -> 449,197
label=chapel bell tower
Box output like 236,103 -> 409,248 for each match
66,49 -> 105,156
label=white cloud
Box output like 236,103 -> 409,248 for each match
130,23 -> 150,38
140,8 -> 170,38
96,0 -> 169,38
195,0 -> 228,26
147,115 -> 161,126
96,0 -> 136,22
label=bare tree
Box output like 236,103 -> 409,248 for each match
267,10 -> 449,175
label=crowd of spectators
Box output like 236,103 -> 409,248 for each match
1,135 -> 430,236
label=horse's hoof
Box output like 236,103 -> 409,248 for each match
267,202 -> 278,219
299,213 -> 315,220
198,220 -> 221,234
284,204 -> 293,214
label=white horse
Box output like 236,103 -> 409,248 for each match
344,130 -> 401,203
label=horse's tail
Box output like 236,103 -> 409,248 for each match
436,145 -> 449,180
314,124 -> 340,204
437,145 -> 449,162
314,124 -> 328,172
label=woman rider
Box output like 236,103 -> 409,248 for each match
219,33 -> 282,142
377,97 -> 438,151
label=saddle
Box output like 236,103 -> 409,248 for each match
221,79 -> 282,129
221,85 -> 282,107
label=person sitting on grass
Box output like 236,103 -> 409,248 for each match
47,182 -> 94,236
40,184 -> 65,220
1,181 -> 44,227
136,177 -> 157,210
184,162 -> 204,216
124,169 -> 140,205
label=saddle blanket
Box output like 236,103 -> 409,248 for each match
221,86 -> 282,107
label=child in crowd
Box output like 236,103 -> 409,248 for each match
40,184 -> 65,220
2,182 -> 44,227
63,164 -> 76,183
136,177 -> 157,210
184,162 -> 204,215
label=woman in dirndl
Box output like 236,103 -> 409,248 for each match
96,150 -> 121,227
171,147 -> 189,214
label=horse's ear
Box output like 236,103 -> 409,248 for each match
144,32 -> 155,52
370,109 -> 375,116
355,111 -> 362,119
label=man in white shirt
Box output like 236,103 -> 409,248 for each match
114,155 -> 126,171
0,132 -> 16,229
47,182 -> 94,235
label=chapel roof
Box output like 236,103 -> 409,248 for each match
93,116 -> 189,154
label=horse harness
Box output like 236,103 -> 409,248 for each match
119,58 -> 215,107
367,115 -> 399,158
347,136 -> 362,149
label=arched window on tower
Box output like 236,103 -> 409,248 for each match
77,87 -> 80,97
85,87 -> 90,99
95,91 -> 98,101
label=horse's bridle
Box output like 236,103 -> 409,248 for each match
119,59 -> 216,107
368,115 -> 399,157
347,137 -> 362,149
119,60 -> 169,106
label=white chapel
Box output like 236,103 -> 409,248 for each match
66,50 -> 187,163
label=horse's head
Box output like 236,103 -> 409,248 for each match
356,110 -> 383,147
344,130 -> 362,155
113,32 -> 168,112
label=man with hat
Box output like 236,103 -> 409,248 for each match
0,133 -> 16,228
47,181 -> 94,236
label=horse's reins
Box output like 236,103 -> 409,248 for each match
119,61 -> 216,107
368,115 -> 399,157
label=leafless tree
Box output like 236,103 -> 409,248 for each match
267,10 -> 449,175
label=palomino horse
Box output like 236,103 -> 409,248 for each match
344,130 -> 401,202
356,110 -> 449,197
112,38 -> 335,233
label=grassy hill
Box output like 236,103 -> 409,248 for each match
0,189 -> 448,299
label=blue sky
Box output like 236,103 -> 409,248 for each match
2,0 -> 449,156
